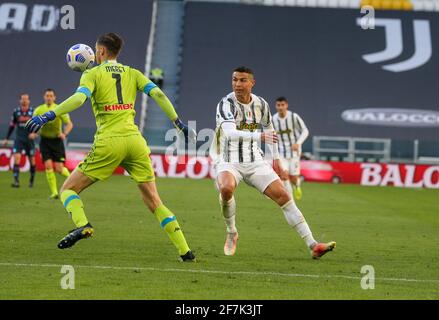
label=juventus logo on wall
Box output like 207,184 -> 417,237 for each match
356,18 -> 432,72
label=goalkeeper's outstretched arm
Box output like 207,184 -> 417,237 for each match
148,86 -> 195,141
53,92 -> 88,116
148,87 -> 178,121
25,92 -> 87,133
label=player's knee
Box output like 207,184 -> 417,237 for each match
60,181 -> 74,194
219,185 -> 235,201
276,189 -> 291,206
60,176 -> 84,194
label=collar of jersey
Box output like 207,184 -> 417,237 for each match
278,111 -> 290,120
103,60 -> 118,64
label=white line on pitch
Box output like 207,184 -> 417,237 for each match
0,262 -> 438,284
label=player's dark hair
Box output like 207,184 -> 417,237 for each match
276,96 -> 288,103
233,66 -> 254,76
44,88 -> 55,94
97,32 -> 124,57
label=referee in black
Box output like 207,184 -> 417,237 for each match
33,89 -> 74,199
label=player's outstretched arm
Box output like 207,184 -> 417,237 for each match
295,114 -> 309,145
149,87 -> 178,121
262,123 -> 280,158
149,87 -> 195,142
53,92 -> 87,116
25,92 -> 86,133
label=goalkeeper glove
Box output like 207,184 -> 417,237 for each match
25,111 -> 56,133
173,118 -> 196,144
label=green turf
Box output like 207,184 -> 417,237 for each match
0,172 -> 438,299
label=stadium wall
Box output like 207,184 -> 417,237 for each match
0,0 -> 153,142
1,148 -> 438,188
179,3 -> 439,148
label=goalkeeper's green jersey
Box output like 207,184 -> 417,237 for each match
34,103 -> 71,138
76,60 -> 156,139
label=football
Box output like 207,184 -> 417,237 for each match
66,44 -> 95,72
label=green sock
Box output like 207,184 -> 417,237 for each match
45,169 -> 58,196
60,190 -> 89,227
154,204 -> 190,256
60,167 -> 70,178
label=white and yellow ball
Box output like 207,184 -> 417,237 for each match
66,44 -> 95,72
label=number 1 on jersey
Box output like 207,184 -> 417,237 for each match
112,73 -> 124,104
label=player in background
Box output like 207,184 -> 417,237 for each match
272,97 -> 309,200
2,94 -> 37,188
33,89 -> 73,199
26,33 -> 195,262
211,67 -> 335,259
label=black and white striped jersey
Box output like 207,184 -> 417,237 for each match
272,111 -> 309,159
211,92 -> 274,163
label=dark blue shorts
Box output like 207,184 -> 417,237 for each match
13,139 -> 35,157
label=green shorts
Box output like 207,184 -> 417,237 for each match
77,134 -> 155,183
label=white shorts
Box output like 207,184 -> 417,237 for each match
215,161 -> 280,193
280,156 -> 301,176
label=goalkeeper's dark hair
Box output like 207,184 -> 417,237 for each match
233,66 -> 254,76
97,32 -> 124,57
276,96 -> 288,103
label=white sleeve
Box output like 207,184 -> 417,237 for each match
263,122 -> 280,160
295,113 -> 309,145
221,121 -> 261,142
260,100 -> 280,160
261,98 -> 272,128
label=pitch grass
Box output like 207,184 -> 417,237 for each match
0,172 -> 438,300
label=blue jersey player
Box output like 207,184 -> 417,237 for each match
2,94 -> 37,187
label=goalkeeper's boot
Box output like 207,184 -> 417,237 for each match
180,250 -> 196,262
311,241 -> 336,259
224,232 -> 239,256
11,180 -> 19,188
293,186 -> 302,201
49,193 -> 59,200
57,223 -> 94,249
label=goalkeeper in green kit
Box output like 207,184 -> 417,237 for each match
26,33 -> 196,262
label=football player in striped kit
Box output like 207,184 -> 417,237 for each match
210,67 -> 335,259
272,96 -> 309,200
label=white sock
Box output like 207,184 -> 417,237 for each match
283,180 -> 293,194
220,194 -> 237,234
281,200 -> 316,248
295,177 -> 301,188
